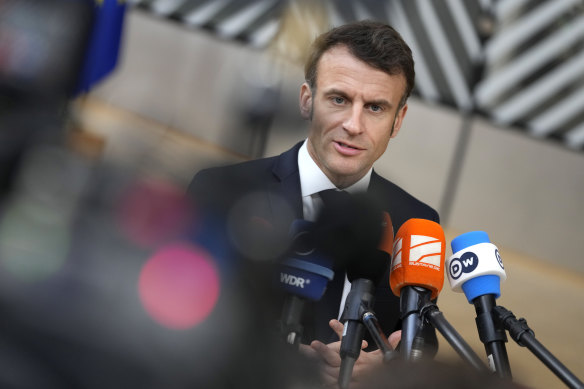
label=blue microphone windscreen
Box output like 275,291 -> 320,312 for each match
451,231 -> 490,253
277,219 -> 334,301
278,263 -> 332,301
461,275 -> 502,302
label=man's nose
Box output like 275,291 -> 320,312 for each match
342,105 -> 364,135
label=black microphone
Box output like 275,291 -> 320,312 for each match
338,249 -> 389,389
312,191 -> 389,388
314,191 -> 385,271
278,219 -> 334,347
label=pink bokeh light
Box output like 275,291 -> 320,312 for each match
138,242 -> 220,330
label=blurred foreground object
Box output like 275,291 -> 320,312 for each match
0,0 -> 94,198
0,0 -> 94,98
75,0 -> 127,94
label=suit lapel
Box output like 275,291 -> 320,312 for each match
269,141 -> 304,222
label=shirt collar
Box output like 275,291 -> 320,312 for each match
298,139 -> 372,197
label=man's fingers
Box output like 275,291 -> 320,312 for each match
310,340 -> 342,367
329,319 -> 344,340
298,343 -> 318,359
388,330 -> 401,350
329,319 -> 369,350
321,364 -> 341,381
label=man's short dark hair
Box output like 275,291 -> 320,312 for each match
304,20 -> 415,108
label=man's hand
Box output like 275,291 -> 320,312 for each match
299,319 -> 401,388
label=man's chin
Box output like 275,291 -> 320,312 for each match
327,167 -> 365,187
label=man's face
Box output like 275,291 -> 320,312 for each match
299,45 -> 408,188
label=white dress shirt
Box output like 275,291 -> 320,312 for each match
297,140 -> 372,320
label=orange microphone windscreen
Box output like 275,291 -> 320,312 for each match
389,218 -> 445,299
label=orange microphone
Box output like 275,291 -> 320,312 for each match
390,218 -> 445,360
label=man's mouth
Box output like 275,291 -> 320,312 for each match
337,141 -> 360,150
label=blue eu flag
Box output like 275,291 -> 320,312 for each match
76,0 -> 126,94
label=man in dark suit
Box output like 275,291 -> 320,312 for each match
189,20 -> 439,387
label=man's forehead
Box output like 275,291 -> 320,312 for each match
315,46 -> 406,102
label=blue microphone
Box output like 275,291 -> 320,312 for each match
278,220 -> 334,346
447,231 -> 511,378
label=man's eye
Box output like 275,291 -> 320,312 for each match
333,96 -> 345,104
370,104 -> 382,112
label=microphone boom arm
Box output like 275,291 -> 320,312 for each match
420,302 -> 489,373
494,306 -> 584,389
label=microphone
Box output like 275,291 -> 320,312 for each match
447,231 -> 511,378
360,210 -> 399,357
390,218 -> 445,361
278,219 -> 334,346
338,248 -> 389,389
313,193 -> 392,388
314,191 -> 385,270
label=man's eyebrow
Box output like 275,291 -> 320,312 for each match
367,98 -> 392,108
323,88 -> 349,98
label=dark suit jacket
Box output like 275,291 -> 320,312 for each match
188,141 -> 439,346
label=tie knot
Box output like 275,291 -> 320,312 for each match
318,189 -> 352,208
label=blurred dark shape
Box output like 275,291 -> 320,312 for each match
241,83 -> 281,159
0,0 -> 94,99
0,0 -> 94,198
314,191 -> 385,271
346,249 -> 390,286
225,191 -> 292,263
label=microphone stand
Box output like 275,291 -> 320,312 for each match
472,295 -> 512,378
420,302 -> 488,373
494,306 -> 584,389
339,306 -> 400,389
362,310 -> 399,362
400,286 -> 432,360
338,280 -> 400,389
338,280 -> 372,389
280,295 -> 304,347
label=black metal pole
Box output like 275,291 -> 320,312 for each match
494,306 -> 584,389
421,303 -> 488,373
280,295 -> 304,347
400,286 -> 432,360
473,295 -> 512,378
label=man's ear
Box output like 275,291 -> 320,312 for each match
390,103 -> 408,139
299,82 -> 312,120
